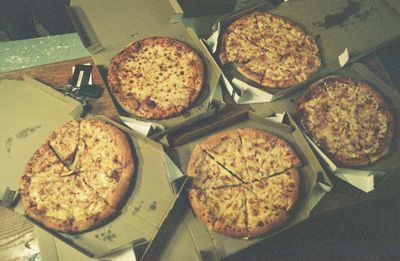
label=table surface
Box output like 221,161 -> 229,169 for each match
1,28 -> 400,261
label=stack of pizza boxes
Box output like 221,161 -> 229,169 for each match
5,0 -> 400,260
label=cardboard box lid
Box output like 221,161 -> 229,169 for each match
0,78 -> 82,202
70,0 -> 190,65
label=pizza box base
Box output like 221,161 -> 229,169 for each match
68,0 -> 224,139
251,62 -> 400,192
0,79 -> 183,258
141,109 -> 332,260
203,0 -> 400,103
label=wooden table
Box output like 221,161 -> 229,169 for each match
1,51 -> 400,260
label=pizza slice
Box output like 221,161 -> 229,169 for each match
188,186 -> 245,231
21,143 -> 74,182
237,54 -> 270,85
238,129 -> 278,181
260,139 -> 301,178
74,119 -> 134,208
260,53 -> 315,89
213,186 -> 248,238
187,144 -> 243,189
200,129 -> 249,182
245,169 -> 299,237
245,189 -> 288,238
68,175 -> 117,232
227,12 -> 268,49
20,175 -> 75,232
219,30 -> 265,64
47,119 -> 80,164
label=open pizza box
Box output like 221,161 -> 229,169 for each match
201,0 -> 400,104
251,62 -> 400,193
68,0 -> 225,140
139,109 -> 332,260
0,77 -> 187,259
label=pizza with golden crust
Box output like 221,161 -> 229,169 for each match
187,128 -> 301,238
19,118 -> 135,233
108,37 -> 205,120
219,11 -> 321,89
295,76 -> 395,167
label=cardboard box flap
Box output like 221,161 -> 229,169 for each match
70,0 -> 190,66
277,0 -> 400,71
141,184 -> 201,261
0,78 -> 82,201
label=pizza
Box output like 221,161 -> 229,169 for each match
107,37 -> 205,120
295,76 -> 395,167
219,11 -> 321,89
19,118 -> 135,233
187,128 -> 301,238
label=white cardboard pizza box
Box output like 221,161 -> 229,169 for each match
252,62 -> 400,193
202,0 -> 400,104
68,0 -> 224,139
0,77 -> 186,258
140,110 -> 332,260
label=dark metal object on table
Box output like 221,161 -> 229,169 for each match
55,64 -> 103,105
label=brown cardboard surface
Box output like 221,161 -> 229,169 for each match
252,62 -> 400,177
0,79 -> 81,200
155,110 -> 330,259
205,0 -> 400,102
69,0 -> 223,136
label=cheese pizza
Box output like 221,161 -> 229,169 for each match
295,76 -> 395,167
188,128 -> 301,238
219,11 -> 321,89
108,37 -> 205,120
20,118 -> 135,233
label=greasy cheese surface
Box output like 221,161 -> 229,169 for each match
20,118 -> 133,232
297,77 -> 393,166
188,128 -> 301,238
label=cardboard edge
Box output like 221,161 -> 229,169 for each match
168,0 -> 184,23
23,76 -> 84,118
